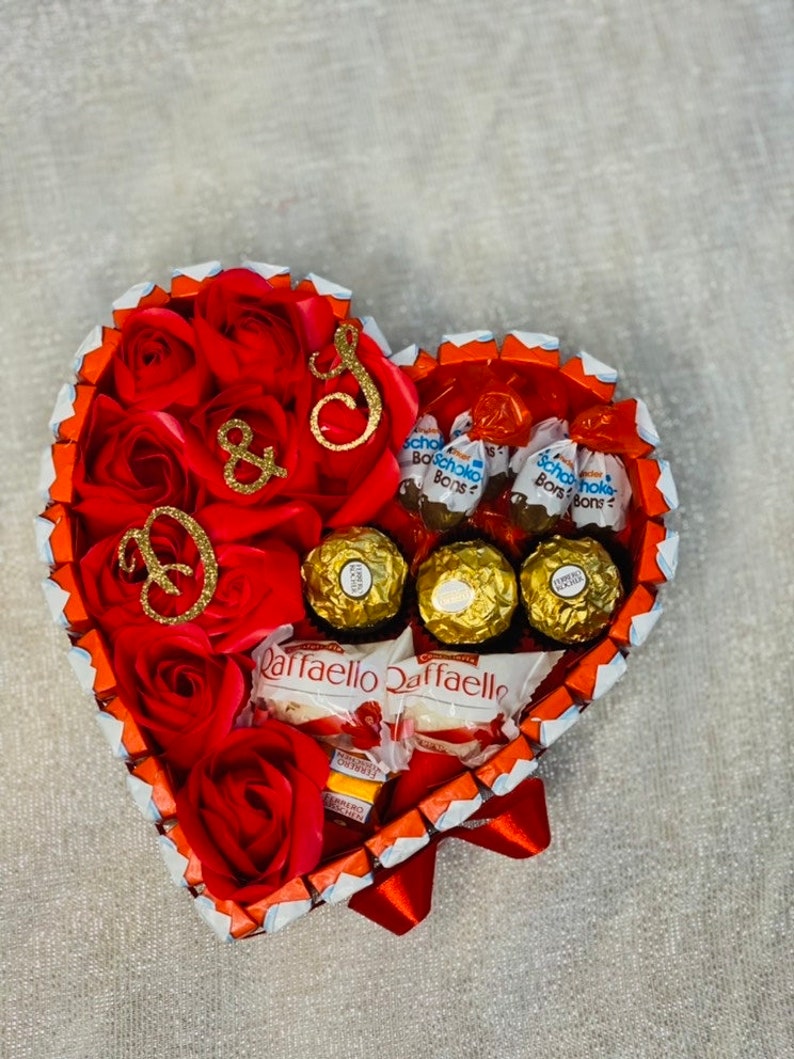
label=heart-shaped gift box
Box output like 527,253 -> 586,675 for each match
37,261 -> 678,939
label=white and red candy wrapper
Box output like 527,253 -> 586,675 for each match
250,626 -> 414,772
388,648 -> 563,766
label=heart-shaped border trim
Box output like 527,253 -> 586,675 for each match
37,261 -> 679,939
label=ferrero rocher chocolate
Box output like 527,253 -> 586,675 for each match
520,536 -> 622,644
416,540 -> 517,644
302,527 -> 407,631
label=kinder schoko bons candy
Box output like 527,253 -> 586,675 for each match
418,433 -> 489,532
509,418 -> 578,534
397,414 -> 444,513
570,449 -> 632,532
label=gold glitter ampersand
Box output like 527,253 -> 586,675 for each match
216,418 -> 288,495
117,506 -> 219,626
308,322 -> 383,451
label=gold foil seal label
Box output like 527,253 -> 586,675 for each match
431,578 -> 477,614
550,564 -> 587,599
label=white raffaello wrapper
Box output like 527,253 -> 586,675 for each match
249,625 -> 415,772
570,449 -> 632,532
387,649 -> 563,766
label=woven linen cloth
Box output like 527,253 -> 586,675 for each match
1,2 -> 791,1056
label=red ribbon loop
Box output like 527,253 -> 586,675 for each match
349,777 -> 550,934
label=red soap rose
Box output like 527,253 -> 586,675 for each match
286,329 -> 419,526
73,395 -> 199,541
79,509 -> 305,653
193,269 -> 336,403
112,307 -> 211,413
185,381 -> 300,506
113,624 -> 247,778
175,724 -> 330,903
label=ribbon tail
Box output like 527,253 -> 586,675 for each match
349,842 -> 438,935
456,777 -> 551,859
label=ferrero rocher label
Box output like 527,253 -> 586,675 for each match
520,535 -> 622,644
416,540 -> 518,644
302,526 -> 407,631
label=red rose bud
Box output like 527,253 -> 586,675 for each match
193,268 -> 335,403
73,397 -> 200,542
79,515 -> 304,653
112,623 -> 247,778
250,625 -> 414,771
174,724 -> 330,903
113,307 -> 211,413
185,380 -> 298,506
570,399 -> 660,458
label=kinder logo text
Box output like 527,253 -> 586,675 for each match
403,433 -> 443,453
536,450 -> 576,486
432,449 -> 484,483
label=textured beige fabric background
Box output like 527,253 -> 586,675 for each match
1,1 -> 792,1057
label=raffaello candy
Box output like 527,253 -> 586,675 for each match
388,648 -> 562,766
249,625 -> 414,771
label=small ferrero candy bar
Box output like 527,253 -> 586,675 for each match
416,540 -> 518,645
570,449 -> 632,532
509,418 -> 578,535
302,526 -> 408,631
397,414 -> 444,512
322,748 -> 388,828
520,535 -> 623,645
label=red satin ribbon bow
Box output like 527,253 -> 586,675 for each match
349,777 -> 551,934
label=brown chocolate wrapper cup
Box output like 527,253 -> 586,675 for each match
520,535 -> 622,644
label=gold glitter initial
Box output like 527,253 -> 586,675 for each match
117,506 -> 219,626
308,323 -> 383,451
216,418 -> 287,495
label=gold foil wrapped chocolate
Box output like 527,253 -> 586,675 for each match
302,526 -> 408,631
416,540 -> 518,644
520,535 -> 622,644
